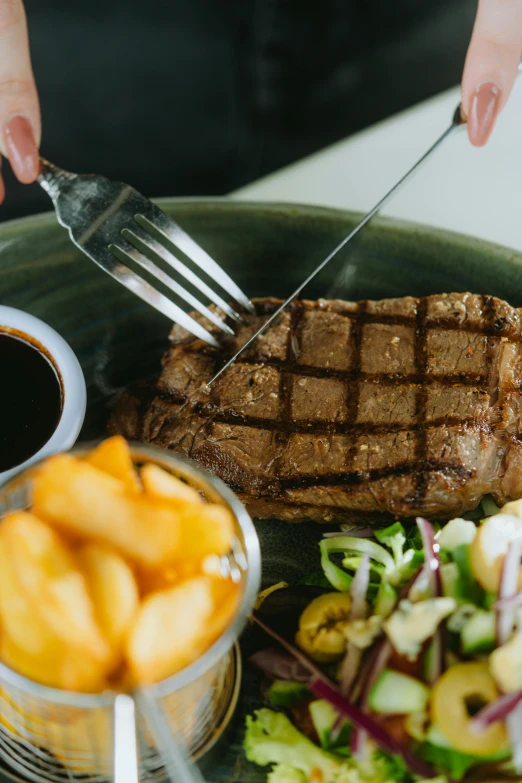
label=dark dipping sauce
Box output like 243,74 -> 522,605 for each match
0,331 -> 63,472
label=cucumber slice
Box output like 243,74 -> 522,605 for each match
309,700 -> 350,749
460,610 -> 496,655
452,544 -> 486,605
267,680 -> 309,707
368,669 -> 430,714
374,581 -> 397,618
481,496 -> 501,518
441,562 -> 460,599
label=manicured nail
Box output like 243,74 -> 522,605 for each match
468,81 -> 501,146
0,171 -> 5,205
4,115 -> 39,183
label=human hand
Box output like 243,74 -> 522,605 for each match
0,0 -> 40,202
462,0 -> 522,146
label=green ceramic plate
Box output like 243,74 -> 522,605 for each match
2,199 -> 522,783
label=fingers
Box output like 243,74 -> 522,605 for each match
462,0 -> 522,146
0,159 -> 6,204
0,0 -> 40,187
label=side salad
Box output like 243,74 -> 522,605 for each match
244,498 -> 522,782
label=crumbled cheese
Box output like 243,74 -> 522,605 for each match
437,517 -> 477,551
359,444 -> 368,451
383,598 -> 457,661
391,336 -> 400,345
344,615 -> 383,649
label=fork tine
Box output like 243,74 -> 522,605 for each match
104,249 -> 220,347
135,211 -> 255,314
124,224 -> 242,325
118,230 -> 234,336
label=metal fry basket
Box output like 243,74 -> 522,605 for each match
0,444 -> 261,782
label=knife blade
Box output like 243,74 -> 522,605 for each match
208,72 -> 516,385
209,105 -> 464,385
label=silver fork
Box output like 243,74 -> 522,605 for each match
38,158 -> 254,347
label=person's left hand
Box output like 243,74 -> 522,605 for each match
462,0 -> 522,146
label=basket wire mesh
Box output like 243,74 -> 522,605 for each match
0,444 -> 260,783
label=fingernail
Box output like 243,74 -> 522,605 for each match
4,115 -> 39,183
468,81 -> 502,146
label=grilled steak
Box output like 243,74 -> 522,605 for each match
110,293 -> 522,522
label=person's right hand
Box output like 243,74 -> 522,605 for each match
0,0 -> 40,202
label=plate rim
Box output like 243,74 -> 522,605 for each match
1,197 -> 522,269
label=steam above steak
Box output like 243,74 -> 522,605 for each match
110,293 -> 522,522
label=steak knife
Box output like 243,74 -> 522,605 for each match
210,72 -> 521,385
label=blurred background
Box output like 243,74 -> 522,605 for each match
3,0 -> 476,221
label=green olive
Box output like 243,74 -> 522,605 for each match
295,592 -> 352,662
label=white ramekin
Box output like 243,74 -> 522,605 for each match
0,306 -> 86,486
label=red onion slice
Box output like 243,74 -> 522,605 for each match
309,676 -> 439,779
351,638 -> 393,760
495,591 -> 522,609
416,517 -> 442,596
350,553 -> 371,622
497,537 -> 522,646
425,628 -> 444,686
251,611 -> 336,685
338,554 -> 371,698
471,690 -> 522,733
249,647 -> 311,683
507,702 -> 522,774
410,519 -> 444,682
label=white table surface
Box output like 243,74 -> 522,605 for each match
232,79 -> 522,252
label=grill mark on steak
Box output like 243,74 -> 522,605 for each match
216,359 -> 488,387
278,459 -> 474,490
345,300 -> 367,475
482,294 -> 500,406
190,403 -> 491,436
413,297 -> 429,504
110,293 -> 522,521
258,298 -> 521,338
269,306 -> 304,482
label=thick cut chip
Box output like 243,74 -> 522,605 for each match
86,435 -> 140,492
137,564 -> 180,595
1,635 -> 107,693
0,535 -> 107,691
0,535 -> 59,659
206,577 -> 241,645
176,503 -> 235,561
32,454 -> 181,566
77,543 -> 139,655
1,512 -> 111,666
141,463 -> 202,504
126,576 -> 214,683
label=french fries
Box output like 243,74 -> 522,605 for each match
0,436 -> 241,692
32,455 -> 182,567
77,543 -> 139,655
2,513 -> 111,666
86,434 -> 140,493
141,462 -> 202,504
0,535 -> 108,691
126,576 -> 215,684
